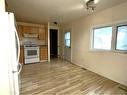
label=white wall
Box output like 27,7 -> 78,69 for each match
61,2 -> 127,86
0,0 -> 5,12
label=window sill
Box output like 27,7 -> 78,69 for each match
112,50 -> 127,54
65,46 -> 71,48
89,49 -> 112,52
89,49 -> 127,54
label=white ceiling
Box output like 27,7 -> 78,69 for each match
7,0 -> 127,24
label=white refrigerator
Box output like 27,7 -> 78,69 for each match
0,12 -> 22,95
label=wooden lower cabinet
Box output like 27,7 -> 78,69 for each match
19,47 -> 24,64
40,47 -> 48,61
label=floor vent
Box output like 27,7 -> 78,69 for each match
119,87 -> 127,92
81,68 -> 87,70
70,62 -> 76,65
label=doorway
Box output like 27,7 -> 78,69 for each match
50,29 -> 58,58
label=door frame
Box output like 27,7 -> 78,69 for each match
50,29 -> 58,57
48,23 -> 60,62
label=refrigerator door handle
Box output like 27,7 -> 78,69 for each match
12,71 -> 17,73
15,28 -> 20,63
9,13 -> 20,63
12,63 -> 22,74
18,63 -> 22,74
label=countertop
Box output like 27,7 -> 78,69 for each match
20,45 -> 48,48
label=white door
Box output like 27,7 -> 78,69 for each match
64,31 -> 71,62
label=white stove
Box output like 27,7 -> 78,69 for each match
24,45 -> 40,64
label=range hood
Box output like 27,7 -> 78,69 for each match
23,33 -> 38,38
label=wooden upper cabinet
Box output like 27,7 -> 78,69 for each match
17,25 -> 23,39
45,25 -> 48,45
17,23 -> 47,41
22,26 -> 30,34
22,26 -> 39,34
38,28 -> 45,40
31,27 -> 39,34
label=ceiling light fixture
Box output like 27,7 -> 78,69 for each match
94,0 -> 99,4
85,0 -> 99,12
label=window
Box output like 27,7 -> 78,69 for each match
92,26 -> 112,50
116,25 -> 127,51
65,32 -> 71,47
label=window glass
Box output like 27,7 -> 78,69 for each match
65,32 -> 70,47
116,25 -> 127,50
93,27 -> 112,50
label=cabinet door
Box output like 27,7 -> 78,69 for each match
22,26 -> 39,34
17,25 -> 23,39
40,47 -> 48,60
19,47 -> 24,64
22,26 -> 31,34
30,27 -> 39,34
38,28 -> 45,40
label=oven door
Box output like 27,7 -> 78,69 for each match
24,47 -> 39,59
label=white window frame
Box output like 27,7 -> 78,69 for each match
64,31 -> 71,48
114,24 -> 127,53
91,26 -> 113,51
90,21 -> 127,53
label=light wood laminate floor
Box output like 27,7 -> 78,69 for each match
20,58 -> 127,95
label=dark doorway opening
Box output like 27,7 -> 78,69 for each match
50,29 -> 58,58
